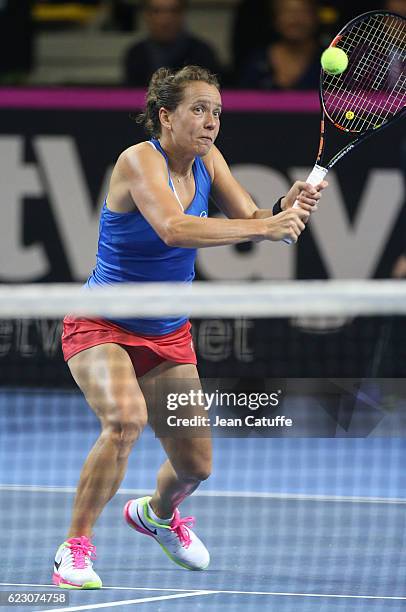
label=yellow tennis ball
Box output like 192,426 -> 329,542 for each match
346,111 -> 354,120
321,47 -> 348,75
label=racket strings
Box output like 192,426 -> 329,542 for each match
332,18 -> 390,130
349,17 -> 403,82
360,19 -> 405,110
322,13 -> 406,133
340,16 -> 404,102
351,18 -> 405,130
329,16 -> 404,130
330,17 -> 405,130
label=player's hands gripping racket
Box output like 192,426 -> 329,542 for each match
285,9 -> 406,243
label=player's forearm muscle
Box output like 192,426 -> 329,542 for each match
163,215 -> 266,247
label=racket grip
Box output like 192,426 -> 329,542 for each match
283,164 -> 328,245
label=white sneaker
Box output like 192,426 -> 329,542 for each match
124,496 -> 210,570
52,536 -> 102,589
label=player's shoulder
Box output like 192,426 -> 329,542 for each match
201,144 -> 228,180
119,141 -> 160,162
202,145 -> 227,180
203,144 -> 226,163
117,141 -> 166,176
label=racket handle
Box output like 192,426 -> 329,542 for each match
283,164 -> 328,244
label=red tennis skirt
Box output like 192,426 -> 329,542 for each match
61,316 -> 197,378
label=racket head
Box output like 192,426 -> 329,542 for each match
320,11 -> 406,135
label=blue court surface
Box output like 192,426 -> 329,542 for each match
1,390 -> 406,611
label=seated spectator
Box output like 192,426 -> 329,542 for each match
124,0 -> 222,87
238,0 -> 322,90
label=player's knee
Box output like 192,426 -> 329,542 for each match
102,411 -> 147,451
178,459 -> 212,483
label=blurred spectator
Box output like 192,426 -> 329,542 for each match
230,0 -> 337,81
123,0 -> 222,87
238,0 -> 322,90
0,0 -> 34,84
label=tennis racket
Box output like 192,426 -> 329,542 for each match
286,10 -> 406,243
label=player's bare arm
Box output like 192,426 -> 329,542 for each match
112,144 -> 309,246
206,144 -> 327,220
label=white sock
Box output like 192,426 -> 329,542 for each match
147,501 -> 173,525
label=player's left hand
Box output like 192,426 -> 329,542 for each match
281,180 -> 328,214
392,254 -> 406,279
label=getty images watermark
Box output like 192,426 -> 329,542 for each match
148,378 -> 406,438
166,388 -> 292,429
149,379 -> 295,437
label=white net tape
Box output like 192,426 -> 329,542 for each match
0,280 -> 405,318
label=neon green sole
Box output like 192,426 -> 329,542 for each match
59,581 -> 102,590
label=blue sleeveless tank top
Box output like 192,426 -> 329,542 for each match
86,139 -> 211,335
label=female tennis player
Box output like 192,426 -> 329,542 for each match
53,65 -> 327,589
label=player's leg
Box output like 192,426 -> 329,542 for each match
124,362 -> 211,570
68,343 -> 148,535
54,343 -> 148,589
140,362 -> 211,515
149,434 -> 211,516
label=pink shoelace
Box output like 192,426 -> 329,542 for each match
67,536 -> 97,569
170,509 -> 195,548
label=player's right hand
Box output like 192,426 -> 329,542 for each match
266,208 -> 310,243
